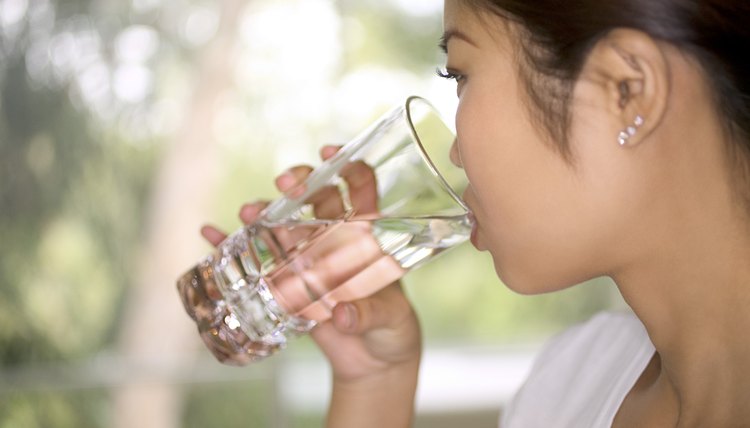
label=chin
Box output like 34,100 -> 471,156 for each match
499,276 -> 550,295
490,256 -> 574,296
490,257 -> 535,295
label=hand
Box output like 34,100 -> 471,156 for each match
201,145 -> 422,382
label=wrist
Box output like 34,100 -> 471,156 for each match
329,341 -> 422,386
327,359 -> 420,428
332,355 -> 420,390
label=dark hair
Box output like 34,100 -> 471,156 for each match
463,0 -> 750,168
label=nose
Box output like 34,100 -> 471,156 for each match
449,138 -> 463,168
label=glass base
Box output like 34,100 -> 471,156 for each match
176,261 -> 314,366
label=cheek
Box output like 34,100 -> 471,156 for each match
455,112 -> 504,215
455,91 -> 542,215
455,90 -> 515,184
456,98 -> 602,290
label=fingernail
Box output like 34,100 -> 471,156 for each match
240,203 -> 260,221
276,172 -> 296,191
320,145 -> 339,159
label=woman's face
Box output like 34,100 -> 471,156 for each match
443,0 -> 635,293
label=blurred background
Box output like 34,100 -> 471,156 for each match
0,0 -> 624,426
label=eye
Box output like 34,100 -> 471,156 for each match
436,67 -> 465,82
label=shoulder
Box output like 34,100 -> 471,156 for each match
500,311 -> 655,428
521,311 -> 651,396
543,311 -> 648,359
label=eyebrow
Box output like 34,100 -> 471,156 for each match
439,29 -> 478,53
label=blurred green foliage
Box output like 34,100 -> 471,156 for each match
182,382 -> 274,428
0,390 -> 109,428
0,28 -> 153,367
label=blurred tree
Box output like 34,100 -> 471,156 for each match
0,0 -> 155,424
0,0 -> 150,364
111,0 -> 248,427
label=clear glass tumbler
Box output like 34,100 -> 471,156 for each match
177,96 -> 471,365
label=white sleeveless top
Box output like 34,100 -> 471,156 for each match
500,311 -> 655,428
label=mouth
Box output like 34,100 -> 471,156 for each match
466,211 -> 480,248
461,189 -> 482,249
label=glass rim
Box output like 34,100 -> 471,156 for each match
404,95 -> 470,213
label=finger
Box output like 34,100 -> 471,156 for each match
201,224 -> 227,247
304,185 -> 346,219
239,201 -> 269,224
330,282 -> 410,335
339,160 -> 379,214
320,144 -> 342,160
275,165 -> 313,198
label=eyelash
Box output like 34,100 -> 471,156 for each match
436,67 -> 464,82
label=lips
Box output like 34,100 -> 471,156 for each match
462,190 -> 482,249
466,211 -> 480,248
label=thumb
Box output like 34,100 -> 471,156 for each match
330,284 -> 412,334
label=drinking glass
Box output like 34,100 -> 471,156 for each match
177,96 -> 471,365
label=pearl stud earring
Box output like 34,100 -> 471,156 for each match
618,115 -> 645,145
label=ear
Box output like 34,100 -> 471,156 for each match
580,28 -> 670,146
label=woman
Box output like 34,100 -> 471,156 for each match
203,0 -> 750,426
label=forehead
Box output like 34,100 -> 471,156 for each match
443,0 -> 515,55
443,0 -> 473,31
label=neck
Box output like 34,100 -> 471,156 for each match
612,201 -> 750,425
608,56 -> 750,424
